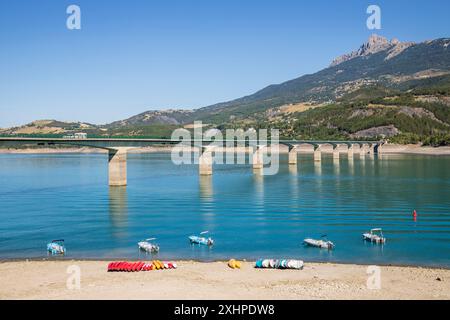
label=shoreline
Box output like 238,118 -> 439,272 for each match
1,144 -> 450,155
1,257 -> 449,271
1,260 -> 448,299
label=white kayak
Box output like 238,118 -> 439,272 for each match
303,238 -> 335,250
255,259 -> 304,270
363,228 -> 386,244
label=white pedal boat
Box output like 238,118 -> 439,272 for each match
303,238 -> 335,250
47,239 -> 66,255
189,231 -> 214,246
363,228 -> 386,244
138,237 -> 160,253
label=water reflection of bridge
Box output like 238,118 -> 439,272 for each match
108,186 -> 128,239
0,138 -> 382,186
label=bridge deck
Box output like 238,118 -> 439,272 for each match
0,137 -> 381,150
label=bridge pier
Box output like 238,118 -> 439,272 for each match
288,146 -> 297,165
108,148 -> 128,187
252,146 -> 264,169
199,148 -> 213,176
314,145 -> 322,162
333,145 -> 340,160
289,162 -> 298,175
359,144 -> 367,157
348,144 -> 354,159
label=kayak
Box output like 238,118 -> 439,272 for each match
228,259 -> 242,269
303,238 -> 335,250
107,260 -> 177,272
255,259 -> 303,270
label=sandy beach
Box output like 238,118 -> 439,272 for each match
0,260 -> 448,300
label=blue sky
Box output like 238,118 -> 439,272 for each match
0,0 -> 449,127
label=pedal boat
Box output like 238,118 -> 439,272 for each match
363,228 -> 386,244
303,238 -> 335,250
138,237 -> 160,253
189,231 -> 214,246
47,239 -> 66,255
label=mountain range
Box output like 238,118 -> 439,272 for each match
2,34 -> 450,145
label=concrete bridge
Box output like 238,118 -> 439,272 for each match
0,137 -> 382,186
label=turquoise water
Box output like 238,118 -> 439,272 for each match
0,152 -> 449,267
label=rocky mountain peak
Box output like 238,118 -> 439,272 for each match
366,34 -> 390,48
330,34 -> 415,67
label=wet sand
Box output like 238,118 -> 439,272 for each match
0,260 -> 448,300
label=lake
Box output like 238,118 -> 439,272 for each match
0,152 -> 449,267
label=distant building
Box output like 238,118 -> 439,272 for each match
63,132 -> 87,139
74,132 -> 87,139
